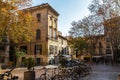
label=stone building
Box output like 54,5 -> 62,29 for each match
17,3 -> 68,65
91,16 -> 120,63
79,35 -> 106,62
82,17 -> 120,63
58,31 -> 68,55
104,17 -> 120,63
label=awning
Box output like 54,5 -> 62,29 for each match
62,55 -> 71,58
84,56 -> 91,58
106,54 -> 112,56
92,56 -> 102,58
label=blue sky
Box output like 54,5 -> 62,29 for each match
32,0 -> 92,36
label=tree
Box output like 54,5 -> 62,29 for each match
14,48 -> 25,67
0,0 -> 37,66
76,39 -> 87,56
69,14 -> 104,57
0,0 -> 36,44
88,0 -> 120,63
88,0 -> 119,18
69,37 -> 87,56
103,17 -> 120,63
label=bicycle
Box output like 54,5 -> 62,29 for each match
50,67 -> 63,80
0,67 -> 18,80
39,66 -> 51,80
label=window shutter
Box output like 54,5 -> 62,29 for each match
34,45 -> 36,55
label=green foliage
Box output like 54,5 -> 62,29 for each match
23,58 -> 35,70
0,0 -> 36,44
69,38 -> 87,54
14,47 -> 26,67
14,48 -> 25,58
74,39 -> 87,50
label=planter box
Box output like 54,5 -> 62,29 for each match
24,71 -> 35,80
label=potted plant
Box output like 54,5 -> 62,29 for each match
23,57 -> 35,80
24,58 -> 34,70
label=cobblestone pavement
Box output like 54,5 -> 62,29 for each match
79,64 -> 120,80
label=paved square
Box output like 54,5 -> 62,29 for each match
79,64 -> 120,80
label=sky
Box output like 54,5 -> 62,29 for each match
32,0 -> 93,36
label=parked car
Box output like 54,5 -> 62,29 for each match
66,60 -> 80,67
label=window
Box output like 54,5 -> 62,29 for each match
106,46 -> 110,48
34,45 -> 42,54
49,28 -> 52,39
48,15 -> 53,26
22,57 -> 25,62
2,37 -> 8,42
54,19 -> 57,27
54,46 -> 57,54
106,38 -> 110,42
93,43 -> 96,48
50,16 -> 52,20
99,42 -> 102,48
36,29 -> 41,40
0,45 -> 5,50
106,49 -> 111,54
0,56 -> 5,63
49,45 -> 53,54
36,58 -> 40,66
54,30 -> 57,40
61,39 -> 63,44
36,13 -> 41,22
99,48 -> 102,55
20,46 -> 27,54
